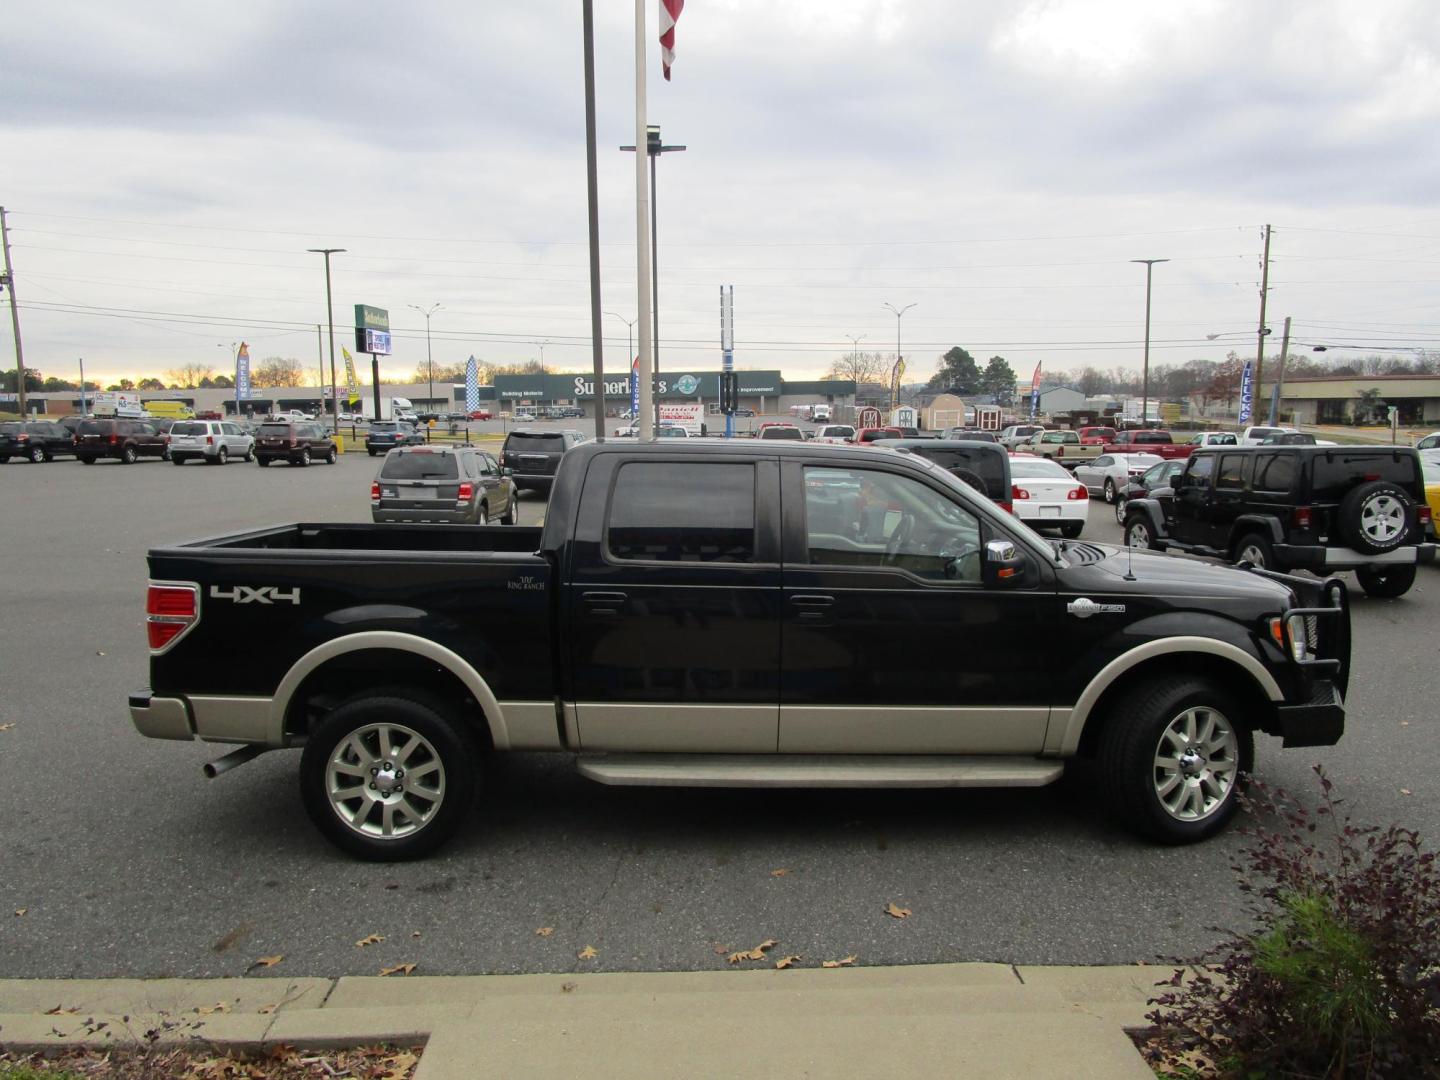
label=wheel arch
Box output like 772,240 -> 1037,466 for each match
1055,638 -> 1282,758
1229,514 -> 1286,551
270,632 -> 509,750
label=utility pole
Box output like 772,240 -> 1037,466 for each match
1,207 -> 27,416
408,303 -> 442,414
307,247 -> 345,430
1269,315 -> 1291,427
79,358 -> 88,416
1131,259 -> 1168,427
583,0 -> 607,442
315,326 -> 325,409
1254,224 -> 1272,404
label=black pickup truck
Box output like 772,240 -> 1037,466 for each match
131,441 -> 1350,860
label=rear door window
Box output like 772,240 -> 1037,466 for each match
258,423 -> 291,436
607,462 -> 755,563
1253,452 -> 1296,493
506,432 -> 566,452
1184,454 -> 1215,487
1216,453 -> 1250,489
1311,451 -> 1421,501
171,422 -> 206,436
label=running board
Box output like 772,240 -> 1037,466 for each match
575,754 -> 1063,789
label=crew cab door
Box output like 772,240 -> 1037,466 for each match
777,460 -> 1054,753
565,454 -> 783,752
1168,454 -> 1218,545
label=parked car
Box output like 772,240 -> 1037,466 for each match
468,409 -> 494,421
811,424 -> 857,445
1114,458 -> 1186,525
131,440 -> 1352,858
1414,431 -> 1440,451
655,425 -> 691,438
1424,458 -> 1440,540
1076,426 -> 1117,446
499,429 -> 587,492
942,428 -> 998,443
759,425 -> 804,440
613,425 -> 639,438
365,420 -> 425,456
1071,453 -> 1165,504
1124,445 -> 1435,597
73,418 -> 169,464
167,420 -> 255,465
254,421 -> 339,467
852,426 -> 904,445
1102,430 -> 1193,460
998,424 -> 1046,450
733,407 -> 756,417
0,420 -> 76,462
1239,425 -> 1297,446
337,412 -> 362,424
1184,432 -> 1240,448
371,446 -> 517,526
1007,456 -> 1090,538
871,439 -> 1013,511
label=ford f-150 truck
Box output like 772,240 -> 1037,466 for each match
1102,430 -> 1194,460
130,441 -> 1350,860
1014,429 -> 1103,468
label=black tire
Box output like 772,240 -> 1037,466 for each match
299,690 -> 482,861
368,448 -> 377,457
296,448 -> 311,467
1103,478 -> 1116,504
28,445 -> 45,463
477,502 -> 489,527
325,446 -> 338,465
1232,531 -> 1274,570
1356,563 -> 1417,598
1124,517 -> 1159,551
1097,676 -> 1253,843
120,445 -> 138,465
1113,496 -> 1127,526
79,456 -> 96,465
1059,522 -> 1083,539
172,455 -> 187,466
215,446 -> 228,465
243,446 -> 254,462
161,446 -> 172,462
1337,480 -> 1412,554
499,496 -> 516,525
257,457 -> 271,467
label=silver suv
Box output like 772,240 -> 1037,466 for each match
168,421 -> 255,465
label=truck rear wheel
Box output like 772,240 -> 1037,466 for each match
1097,677 -> 1252,843
1356,563 -> 1417,598
300,691 -> 482,861
1232,532 -> 1274,570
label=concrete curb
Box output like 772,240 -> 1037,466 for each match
0,964 -> 1165,1078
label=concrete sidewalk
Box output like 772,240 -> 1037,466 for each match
0,964 -> 1163,1078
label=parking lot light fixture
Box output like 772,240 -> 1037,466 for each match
307,248 -> 346,430
1131,259 -> 1168,428
408,303 -> 443,416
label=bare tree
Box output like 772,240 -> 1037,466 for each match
163,363 -> 216,388
252,356 -> 305,388
826,351 -> 890,386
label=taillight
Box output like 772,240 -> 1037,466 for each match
146,583 -> 199,653
15,433 -> 28,442
1067,486 -> 1087,501
370,481 -> 381,503
206,435 -> 214,445
457,482 -> 474,503
1293,506 -> 1313,529
1012,485 -> 1031,501
109,434 -> 118,444
1419,505 -> 1432,527
1056,445 -> 1064,457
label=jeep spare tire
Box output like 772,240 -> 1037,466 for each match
1337,480 -> 1411,554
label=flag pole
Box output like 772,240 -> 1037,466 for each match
634,0 -> 655,440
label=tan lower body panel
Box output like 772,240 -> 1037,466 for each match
778,706 -> 1050,754
577,754 -> 1063,788
572,703 -> 778,753
188,696 -> 272,744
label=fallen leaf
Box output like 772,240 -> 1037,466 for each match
885,903 -> 912,920
577,945 -> 598,960
1401,788 -> 1412,795
95,651 -> 106,657
379,963 -> 416,977
354,933 -> 385,947
770,868 -> 790,877
775,954 -> 803,970
0,723 -> 15,732
727,939 -> 779,963
411,930 -> 422,938
43,1006 -> 78,1016
560,981 -> 577,993
250,955 -> 284,969
195,1002 -> 229,1015
257,1003 -> 278,1015
14,908 -> 26,917
535,927 -> 555,937
712,944 -> 730,956
1401,720 -> 1410,727
822,955 -> 858,969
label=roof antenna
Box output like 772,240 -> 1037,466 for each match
1123,518 -> 1137,581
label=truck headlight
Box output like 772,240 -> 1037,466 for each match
1268,615 -> 1309,662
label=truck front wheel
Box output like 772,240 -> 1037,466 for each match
1097,677 -> 1252,843
300,691 -> 482,861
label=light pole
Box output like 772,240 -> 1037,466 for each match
845,333 -> 866,355
1131,259 -> 1168,427
606,312 -> 638,416
307,247 -> 346,430
622,124 -> 686,427
408,303 -> 442,414
882,302 -> 916,410
533,339 -> 550,372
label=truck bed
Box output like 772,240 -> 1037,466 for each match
175,522 -> 545,554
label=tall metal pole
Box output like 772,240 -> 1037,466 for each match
1131,259 -> 1168,427
1269,315 -> 1291,427
79,358 -> 87,416
408,304 -> 441,413
1254,224 -> 1272,404
308,247 -> 345,430
1,207 -> 27,416
315,325 -> 325,411
583,0 -> 607,442
632,0 -> 654,440
882,302 -> 916,412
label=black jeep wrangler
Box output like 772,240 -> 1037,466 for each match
1123,445 -> 1435,598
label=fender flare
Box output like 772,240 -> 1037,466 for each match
268,631 -> 509,749
1123,497 -> 1167,537
1231,514 -> 1286,549
1049,636 -> 1283,755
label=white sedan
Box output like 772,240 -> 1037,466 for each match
1072,453 -> 1165,504
1008,457 -> 1090,539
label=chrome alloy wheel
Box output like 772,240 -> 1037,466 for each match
1127,521 -> 1151,549
1360,493 -> 1406,545
1152,706 -> 1240,822
325,722 -> 446,840
1237,540 -> 1268,566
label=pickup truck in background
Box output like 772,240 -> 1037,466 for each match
131,441 -> 1350,860
1015,429 -> 1103,468
1076,426 -> 1117,446
1103,430 -> 1194,460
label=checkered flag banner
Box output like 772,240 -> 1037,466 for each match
465,356 -> 480,411
660,0 -> 684,81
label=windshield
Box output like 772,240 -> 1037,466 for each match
257,423 -> 293,436
506,432 -> 565,448
1010,458 -> 1073,479
1133,432 -> 1173,444
78,420 -> 109,434
381,451 -> 460,479
760,427 -> 803,439
370,421 -> 399,431
170,422 -> 207,436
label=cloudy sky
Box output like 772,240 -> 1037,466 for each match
3,0 -> 1439,386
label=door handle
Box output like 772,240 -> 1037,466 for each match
790,594 -> 834,621
582,590 -> 627,616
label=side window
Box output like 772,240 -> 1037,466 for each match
1184,454 -> 1215,488
1253,453 -> 1296,493
607,462 -> 755,563
1095,455 -> 1112,468
802,466 -> 983,583
221,423 -> 238,435
1216,453 -> 1249,489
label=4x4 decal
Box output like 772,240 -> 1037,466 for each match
209,585 -> 301,605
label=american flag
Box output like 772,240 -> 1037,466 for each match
660,0 -> 684,81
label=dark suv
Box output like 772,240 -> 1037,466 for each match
74,418 -> 168,464
1124,445 -> 1436,597
365,420 -> 425,456
254,421 -> 338,467
0,420 -> 76,463
499,429 -> 586,492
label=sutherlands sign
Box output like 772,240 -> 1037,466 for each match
353,305 -> 392,356
496,370 -> 789,401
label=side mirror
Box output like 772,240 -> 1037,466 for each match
502,466 -> 515,477
983,539 -> 1027,587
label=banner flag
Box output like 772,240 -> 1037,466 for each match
1238,359 -> 1256,425
1028,362 -> 1042,419
660,0 -> 684,80
235,342 -> 252,399
630,357 -> 641,417
465,356 -> 480,412
342,347 -> 360,407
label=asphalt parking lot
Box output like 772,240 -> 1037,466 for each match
0,449 -> 1436,979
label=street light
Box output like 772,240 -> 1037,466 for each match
307,247 -> 346,429
1130,259 -> 1168,427
882,302 -> 916,409
606,312 -> 638,367
533,339 -> 550,372
845,333 -> 866,354
622,124 -> 686,426
408,303 -> 442,415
